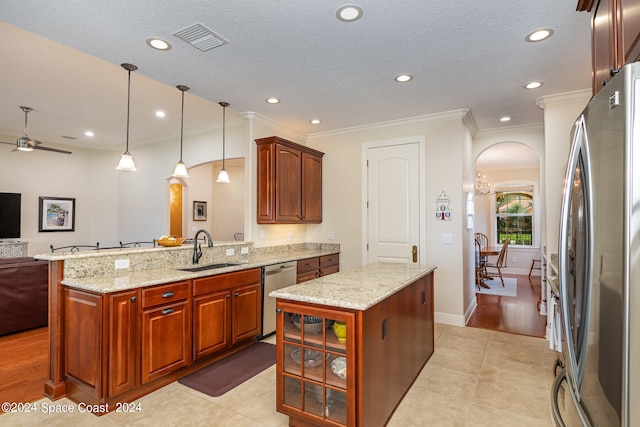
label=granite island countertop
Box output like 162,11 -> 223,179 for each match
35,242 -> 340,294
269,262 -> 437,311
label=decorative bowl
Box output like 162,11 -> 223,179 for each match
331,357 -> 347,379
333,321 -> 347,342
156,237 -> 185,247
290,314 -> 324,334
291,348 -> 325,367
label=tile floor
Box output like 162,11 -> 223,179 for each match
1,324 -> 559,426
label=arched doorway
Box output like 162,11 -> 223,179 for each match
168,158 -> 245,241
470,141 -> 546,337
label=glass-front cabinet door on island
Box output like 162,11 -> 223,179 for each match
276,301 -> 356,426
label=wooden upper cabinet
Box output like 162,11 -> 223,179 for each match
256,136 -> 324,224
580,0 -> 640,93
620,0 -> 640,63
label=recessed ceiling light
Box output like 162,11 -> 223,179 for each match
146,38 -> 172,50
310,119 -> 321,124
525,28 -> 554,42
84,131 -> 94,137
499,116 -> 512,122
524,81 -> 543,89
266,97 -> 281,104
394,74 -> 413,83
155,110 -> 166,118
336,4 -> 363,22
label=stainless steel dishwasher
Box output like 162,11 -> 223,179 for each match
261,261 -> 297,338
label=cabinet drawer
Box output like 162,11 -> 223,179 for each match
320,264 -> 339,276
193,268 -> 261,297
297,257 -> 319,274
320,254 -> 339,269
141,281 -> 189,309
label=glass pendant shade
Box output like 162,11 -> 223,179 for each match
173,160 -> 189,178
116,151 -> 137,171
172,85 -> 190,178
216,168 -> 230,183
217,101 -> 230,183
116,63 -> 138,171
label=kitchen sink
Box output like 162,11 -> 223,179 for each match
176,262 -> 241,272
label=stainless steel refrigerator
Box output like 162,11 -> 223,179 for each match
552,61 -> 640,426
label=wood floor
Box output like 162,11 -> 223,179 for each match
0,327 -> 48,412
0,273 -> 547,414
467,273 -> 547,338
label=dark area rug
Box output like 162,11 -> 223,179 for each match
178,342 -> 276,397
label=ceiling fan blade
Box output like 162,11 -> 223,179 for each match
33,145 -> 72,155
0,141 -> 15,146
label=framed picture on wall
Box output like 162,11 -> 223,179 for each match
39,196 -> 75,232
193,201 -> 207,221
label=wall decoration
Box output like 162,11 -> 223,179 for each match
39,196 -> 75,232
193,200 -> 207,221
435,191 -> 451,221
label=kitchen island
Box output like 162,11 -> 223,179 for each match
34,241 -> 339,413
270,262 -> 436,427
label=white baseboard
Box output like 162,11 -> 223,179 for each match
435,311 -> 466,327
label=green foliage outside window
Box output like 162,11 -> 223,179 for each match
495,190 -> 533,245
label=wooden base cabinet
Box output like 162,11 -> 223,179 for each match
276,271 -> 434,427
296,254 -> 340,284
59,270 -> 262,410
276,303 -> 356,427
193,268 -> 262,360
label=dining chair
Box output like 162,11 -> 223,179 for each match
484,239 -> 509,286
474,232 -> 489,275
474,238 -> 483,290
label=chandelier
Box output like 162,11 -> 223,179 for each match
474,172 -> 495,196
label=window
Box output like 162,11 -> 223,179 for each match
495,189 -> 533,246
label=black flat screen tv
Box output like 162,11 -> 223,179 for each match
0,192 -> 21,239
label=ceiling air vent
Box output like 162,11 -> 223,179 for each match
173,23 -> 228,52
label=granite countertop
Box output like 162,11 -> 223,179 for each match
47,243 -> 340,293
269,262 -> 437,311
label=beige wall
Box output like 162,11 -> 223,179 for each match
537,90 -> 592,259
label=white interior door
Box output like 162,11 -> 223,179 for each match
367,142 -> 420,263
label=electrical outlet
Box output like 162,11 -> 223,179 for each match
240,246 -> 249,254
512,256 -> 517,263
288,232 -> 293,241
442,234 -> 453,245
115,259 -> 130,269
226,248 -> 235,256
327,231 -> 335,240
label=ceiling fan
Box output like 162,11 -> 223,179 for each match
0,106 -> 72,155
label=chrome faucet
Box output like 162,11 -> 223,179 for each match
192,229 -> 213,264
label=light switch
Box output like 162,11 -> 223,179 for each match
442,234 -> 453,245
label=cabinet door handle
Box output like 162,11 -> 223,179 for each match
226,294 -> 231,299
421,290 -> 426,305
234,292 -> 239,297
161,308 -> 174,315
162,291 -> 174,298
131,296 -> 137,302
276,308 -> 282,314
305,263 -> 311,268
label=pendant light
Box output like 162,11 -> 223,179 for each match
172,85 -> 190,178
216,101 -> 231,183
116,63 -> 138,171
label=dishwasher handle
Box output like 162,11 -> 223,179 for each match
265,264 -> 296,276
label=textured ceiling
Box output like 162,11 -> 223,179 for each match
0,1 -> 591,158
